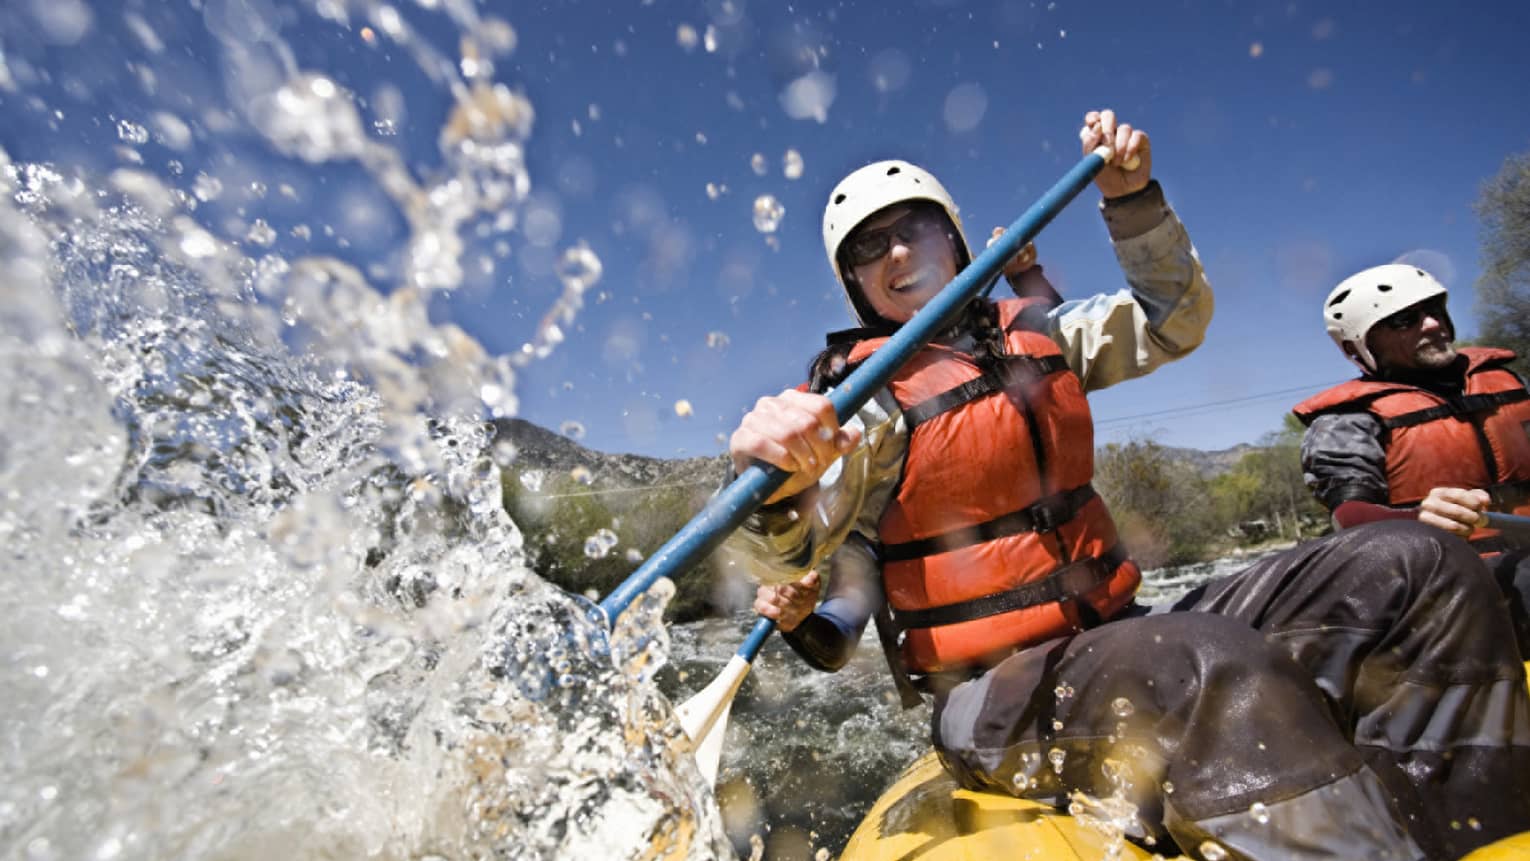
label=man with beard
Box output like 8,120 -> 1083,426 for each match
1293,263 -> 1530,652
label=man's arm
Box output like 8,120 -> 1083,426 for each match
1299,411 -> 1423,528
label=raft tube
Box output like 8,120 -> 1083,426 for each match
839,664 -> 1530,861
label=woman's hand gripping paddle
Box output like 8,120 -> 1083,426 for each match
598,145 -> 1125,782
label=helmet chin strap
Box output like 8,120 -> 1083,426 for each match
1342,341 -> 1378,375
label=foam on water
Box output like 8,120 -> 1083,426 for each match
0,2 -> 730,858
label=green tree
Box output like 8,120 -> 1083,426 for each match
1093,439 -> 1220,567
1208,414 -> 1327,542
1473,151 -> 1530,375
501,467 -> 723,621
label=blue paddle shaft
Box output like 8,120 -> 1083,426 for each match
598,149 -> 1111,625
1486,512 -> 1530,537
738,615 -> 777,662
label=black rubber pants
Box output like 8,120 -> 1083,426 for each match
932,521 -> 1530,860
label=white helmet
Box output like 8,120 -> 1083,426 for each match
1323,263 -> 1449,373
821,160 -> 971,324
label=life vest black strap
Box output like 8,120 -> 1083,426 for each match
1382,389 -> 1530,429
881,483 -> 1097,562
903,354 -> 1069,429
1005,301 -> 1056,334
1472,535 -> 1527,555
872,604 -> 927,709
889,544 -> 1129,631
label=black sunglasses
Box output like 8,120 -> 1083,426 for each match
1378,297 -> 1449,331
843,207 -> 949,268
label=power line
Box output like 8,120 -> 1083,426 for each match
517,479 -> 717,500
1094,380 -> 1348,427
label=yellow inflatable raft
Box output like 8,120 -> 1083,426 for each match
839,665 -> 1530,861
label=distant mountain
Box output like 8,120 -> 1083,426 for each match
495,417 -> 1258,487
1156,442 -> 1261,478
492,418 -> 728,490
492,419 -> 1303,620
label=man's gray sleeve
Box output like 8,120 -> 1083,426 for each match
1299,412 -> 1390,510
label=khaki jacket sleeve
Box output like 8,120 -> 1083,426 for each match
1043,181 -> 1213,393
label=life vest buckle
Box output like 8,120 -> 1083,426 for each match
1053,558 -> 1108,602
1026,495 -> 1069,533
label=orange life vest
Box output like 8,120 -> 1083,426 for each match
844,298 -> 1140,674
1292,347 -> 1530,547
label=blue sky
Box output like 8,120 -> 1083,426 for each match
4,0 -> 1529,458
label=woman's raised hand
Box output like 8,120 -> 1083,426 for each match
1081,108 -> 1151,199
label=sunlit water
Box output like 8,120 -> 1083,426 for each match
0,2 -> 730,859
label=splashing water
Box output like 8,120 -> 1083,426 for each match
752,195 -> 785,234
783,149 -> 804,180
0,3 -> 731,860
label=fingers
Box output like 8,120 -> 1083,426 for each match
1120,127 -> 1149,171
752,570 -> 822,631
1418,487 -> 1490,537
1082,108 -> 1149,193
729,389 -> 846,476
989,228 -> 1038,273
1016,241 -> 1037,269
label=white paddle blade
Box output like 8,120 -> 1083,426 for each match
675,654 -> 752,784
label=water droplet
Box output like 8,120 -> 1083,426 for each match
116,119 -> 149,145
752,195 -> 784,233
750,153 -> 768,176
251,74 -> 368,163
570,465 -> 593,485
1162,780 -> 1174,794
1111,697 -> 1135,718
676,24 -> 698,50
624,548 -> 644,563
559,420 -> 586,440
177,224 -> 219,258
943,82 -> 989,133
706,331 -> 731,349
1047,748 -> 1066,774
193,173 -> 223,202
518,469 -> 544,492
583,528 -> 618,559
674,400 -> 693,418
245,219 -> 277,247
1051,718 -> 1064,731
1198,840 -> 1228,860
555,242 -> 602,293
779,71 -> 836,123
703,24 -> 718,53
1468,817 -> 1482,831
705,182 -> 725,200
783,148 -> 804,180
